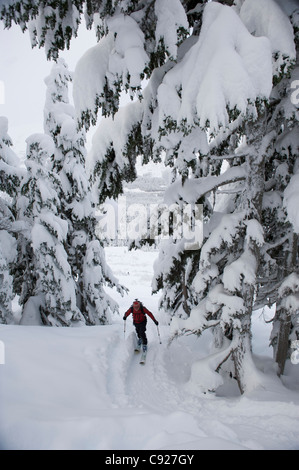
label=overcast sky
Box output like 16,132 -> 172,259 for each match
0,21 -> 96,155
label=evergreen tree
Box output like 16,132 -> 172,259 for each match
0,241 -> 14,324
44,58 -> 125,324
0,116 -> 20,199
266,16 -> 299,376
79,1 -> 284,393
2,0 -> 298,392
20,133 -> 82,326
85,0 -> 297,393
153,241 -> 193,319
168,1 -> 297,393
0,117 -> 20,324
0,0 -> 83,60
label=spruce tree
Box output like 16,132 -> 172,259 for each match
79,0 -> 297,392
169,2 -> 297,393
86,0 -> 297,393
267,15 -> 299,376
20,133 -> 82,326
0,117 -> 20,324
44,58 -> 125,324
0,0 -> 83,60
2,0 -> 298,391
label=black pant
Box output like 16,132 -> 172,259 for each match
134,320 -> 147,345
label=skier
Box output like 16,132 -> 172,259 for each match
123,300 -> 159,356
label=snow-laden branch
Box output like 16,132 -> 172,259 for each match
240,0 -> 296,78
165,164 -> 247,204
157,2 -> 273,135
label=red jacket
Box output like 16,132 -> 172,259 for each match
124,305 -> 157,324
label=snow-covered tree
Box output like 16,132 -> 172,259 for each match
0,117 -> 20,324
266,17 -> 299,376
167,1 -> 297,393
83,239 -> 123,324
0,116 -> 20,200
86,0 -> 297,393
0,0 -> 83,60
153,240 -> 195,319
44,58 -> 124,324
2,0 -> 298,391
19,133 -> 82,326
0,242 -> 14,324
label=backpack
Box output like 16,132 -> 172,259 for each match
131,302 -> 147,323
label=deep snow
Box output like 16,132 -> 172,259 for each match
0,246 -> 299,450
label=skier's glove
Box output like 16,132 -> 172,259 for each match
155,320 -> 159,326
123,316 -> 127,321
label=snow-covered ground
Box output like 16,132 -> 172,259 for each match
1,246 -> 299,450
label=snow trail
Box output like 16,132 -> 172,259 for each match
1,247 -> 299,449
1,317 -> 299,449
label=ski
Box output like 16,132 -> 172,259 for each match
139,351 -> 147,365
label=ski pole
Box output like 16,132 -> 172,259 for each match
156,324 -> 162,344
124,320 -> 126,340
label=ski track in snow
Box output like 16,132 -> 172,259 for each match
82,248 -> 299,450
103,330 -> 208,449
1,247 -> 299,450
81,325 -> 299,450
126,341 -> 180,413
1,315 -> 299,450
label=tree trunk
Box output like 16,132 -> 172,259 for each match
232,330 -> 254,395
232,116 -> 268,394
182,269 -> 190,316
232,286 -> 255,394
274,303 -> 292,376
